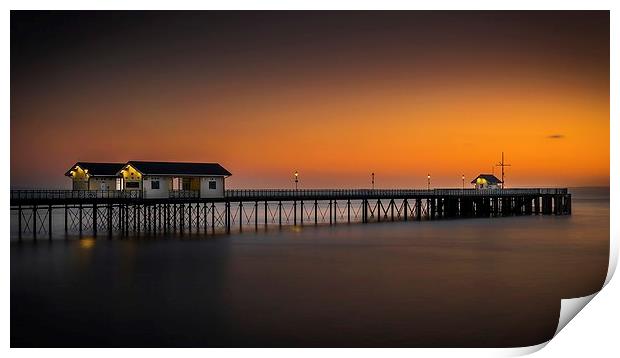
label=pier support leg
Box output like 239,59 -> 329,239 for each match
33,205 -> 37,240
118,203 -> 122,236
79,203 -> 83,237
188,204 -> 192,233
314,200 -> 318,225
329,200 -> 332,225
347,199 -> 351,223
107,204 -> 112,237
180,204 -> 185,235
93,203 -> 97,237
416,199 -> 421,221
48,205 -> 52,240
173,204 -> 177,232
334,200 -> 337,224
125,204 -> 130,236
278,201 -> 282,227
212,203 -> 216,232
362,199 -> 367,223
226,202 -> 231,233
18,205 -> 22,240
202,203 -> 206,233
239,202 -> 243,232
134,205 -> 142,234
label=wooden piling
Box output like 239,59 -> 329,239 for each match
347,199 -> 351,223
92,203 -> 98,237
17,205 -> 22,240
33,205 -> 37,240
255,201 -> 258,229
78,203 -> 83,236
48,204 -> 52,240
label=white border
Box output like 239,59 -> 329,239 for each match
3,1 -> 617,357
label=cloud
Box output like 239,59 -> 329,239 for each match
546,134 -> 565,139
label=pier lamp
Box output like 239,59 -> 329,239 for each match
427,174 -> 431,190
371,172 -> 375,190
462,174 -> 465,190
294,171 -> 299,191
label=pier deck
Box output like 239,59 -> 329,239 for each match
10,188 -> 571,240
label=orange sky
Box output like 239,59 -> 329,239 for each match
11,11 -> 609,189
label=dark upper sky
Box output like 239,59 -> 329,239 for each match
11,11 -> 609,188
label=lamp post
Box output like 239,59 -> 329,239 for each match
462,174 -> 465,190
427,174 -> 431,190
371,172 -> 375,190
294,171 -> 299,191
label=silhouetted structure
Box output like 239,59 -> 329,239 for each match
10,188 -> 571,240
471,174 -> 502,189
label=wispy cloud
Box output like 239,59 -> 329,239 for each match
546,134 -> 565,139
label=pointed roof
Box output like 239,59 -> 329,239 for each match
470,174 -> 502,184
65,162 -> 125,177
122,161 -> 232,176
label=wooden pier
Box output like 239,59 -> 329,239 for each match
10,188 -> 571,240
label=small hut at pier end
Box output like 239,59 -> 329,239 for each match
470,174 -> 502,189
65,162 -> 125,190
116,161 -> 232,199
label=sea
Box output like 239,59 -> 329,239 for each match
10,187 -> 609,347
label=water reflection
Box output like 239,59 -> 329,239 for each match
79,237 -> 96,249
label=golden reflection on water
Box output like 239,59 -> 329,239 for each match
289,226 -> 303,233
79,237 -> 96,249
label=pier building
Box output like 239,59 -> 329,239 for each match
65,162 -> 125,191
117,161 -> 232,199
471,174 -> 502,189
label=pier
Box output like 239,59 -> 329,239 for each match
10,188 -> 571,240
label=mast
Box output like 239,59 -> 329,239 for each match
495,152 -> 511,189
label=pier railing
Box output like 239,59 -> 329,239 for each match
10,190 -> 142,201
224,188 -> 568,199
10,188 -> 568,202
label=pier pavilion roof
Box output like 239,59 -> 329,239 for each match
65,162 -> 125,177
122,161 -> 232,177
470,174 -> 502,184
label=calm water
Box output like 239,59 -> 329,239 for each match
10,187 -> 609,347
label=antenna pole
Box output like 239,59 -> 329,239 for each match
495,152 -> 512,189
501,152 -> 504,186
